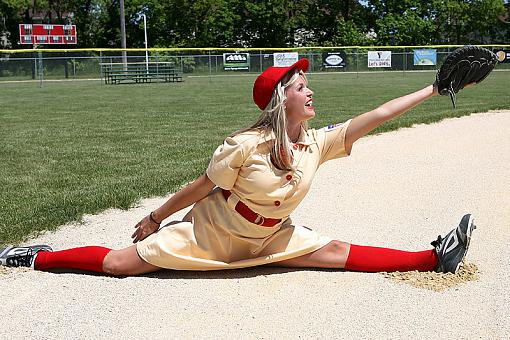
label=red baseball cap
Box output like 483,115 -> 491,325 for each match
253,58 -> 310,110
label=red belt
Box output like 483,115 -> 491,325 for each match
221,189 -> 282,227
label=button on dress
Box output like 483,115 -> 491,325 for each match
136,119 -> 352,270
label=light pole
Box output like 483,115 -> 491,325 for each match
120,0 -> 127,70
142,13 -> 149,73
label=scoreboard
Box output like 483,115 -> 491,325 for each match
19,24 -> 77,45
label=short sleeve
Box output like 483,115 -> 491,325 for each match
316,119 -> 352,164
206,137 -> 245,190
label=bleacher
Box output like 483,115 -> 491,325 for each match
101,63 -> 183,84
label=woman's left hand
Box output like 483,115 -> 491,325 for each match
131,215 -> 160,243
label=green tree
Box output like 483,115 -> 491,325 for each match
431,0 -> 471,44
0,0 -> 39,48
463,0 -> 505,43
375,11 -> 435,45
0,0 -> 24,48
235,0 -> 312,47
431,0 -> 505,44
367,0 -> 436,45
1,0 -> 508,49
305,0 -> 374,46
125,0 -> 241,48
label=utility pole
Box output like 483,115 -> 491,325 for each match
143,13 -> 148,73
120,0 -> 127,70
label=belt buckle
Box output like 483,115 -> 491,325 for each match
253,214 -> 265,226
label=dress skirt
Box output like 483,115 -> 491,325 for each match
136,188 -> 332,270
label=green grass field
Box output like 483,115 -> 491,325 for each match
1,71 -> 508,246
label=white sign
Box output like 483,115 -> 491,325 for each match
368,51 -> 392,68
325,54 -> 343,66
273,52 -> 299,67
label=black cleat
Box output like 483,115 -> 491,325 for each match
431,214 -> 476,274
0,245 -> 53,268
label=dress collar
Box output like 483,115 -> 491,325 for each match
258,127 -> 316,146
292,126 -> 315,146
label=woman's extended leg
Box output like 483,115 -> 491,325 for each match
272,240 -> 438,272
32,244 -> 162,276
273,214 -> 475,273
102,245 -> 162,276
273,240 -> 351,268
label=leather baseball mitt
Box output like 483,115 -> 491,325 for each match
434,45 -> 498,108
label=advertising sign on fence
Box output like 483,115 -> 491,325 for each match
368,51 -> 391,67
495,49 -> 510,63
223,53 -> 250,71
413,49 -> 437,65
322,52 -> 347,69
274,52 -> 299,67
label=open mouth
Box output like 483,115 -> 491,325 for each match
305,100 -> 314,110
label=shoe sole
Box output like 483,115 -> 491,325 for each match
0,245 -> 52,267
0,246 -> 13,266
454,215 -> 476,273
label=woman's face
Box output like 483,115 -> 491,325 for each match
285,75 -> 315,125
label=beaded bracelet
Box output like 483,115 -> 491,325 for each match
149,211 -> 161,225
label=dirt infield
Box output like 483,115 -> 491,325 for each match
1,111 -> 509,339
383,262 -> 480,292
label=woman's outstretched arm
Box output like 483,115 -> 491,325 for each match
344,84 -> 438,153
132,173 -> 215,242
152,173 -> 215,222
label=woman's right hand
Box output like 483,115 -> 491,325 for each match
129,173 -> 214,243
131,215 -> 160,243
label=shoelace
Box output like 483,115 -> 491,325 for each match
430,235 -> 444,272
6,248 -> 34,267
430,235 -> 442,249
447,82 -> 457,109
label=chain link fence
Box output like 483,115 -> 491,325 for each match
1,46 -> 509,83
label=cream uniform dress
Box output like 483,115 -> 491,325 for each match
137,119 -> 352,270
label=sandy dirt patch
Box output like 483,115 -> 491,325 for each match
1,110 -> 509,339
383,262 -> 480,292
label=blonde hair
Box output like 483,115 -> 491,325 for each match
232,70 -> 308,171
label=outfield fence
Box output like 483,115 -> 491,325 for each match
0,45 -> 509,83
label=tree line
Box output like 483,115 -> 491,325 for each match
1,0 -> 509,49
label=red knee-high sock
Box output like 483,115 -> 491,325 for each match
34,246 -> 111,273
344,244 -> 438,272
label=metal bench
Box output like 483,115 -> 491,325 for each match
102,64 -> 183,84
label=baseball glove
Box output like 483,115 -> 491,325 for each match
434,45 -> 498,108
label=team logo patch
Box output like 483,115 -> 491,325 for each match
324,123 -> 343,132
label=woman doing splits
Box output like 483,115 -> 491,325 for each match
0,59 -> 476,276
